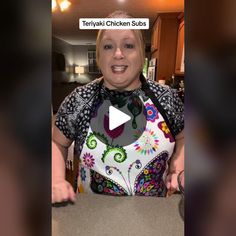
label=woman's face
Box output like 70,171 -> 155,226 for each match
98,30 -> 143,90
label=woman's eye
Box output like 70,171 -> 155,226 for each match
103,44 -> 113,50
125,43 -> 134,49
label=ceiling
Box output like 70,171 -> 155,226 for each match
52,0 -> 184,45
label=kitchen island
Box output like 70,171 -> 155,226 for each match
52,194 -> 184,236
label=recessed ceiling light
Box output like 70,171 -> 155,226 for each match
59,0 -> 71,11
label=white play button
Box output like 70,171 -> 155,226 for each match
109,106 -> 131,131
90,94 -> 147,146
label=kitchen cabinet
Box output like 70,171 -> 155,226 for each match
150,12 -> 181,82
175,14 -> 184,75
151,17 -> 161,53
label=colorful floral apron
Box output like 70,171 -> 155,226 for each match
77,88 -> 175,197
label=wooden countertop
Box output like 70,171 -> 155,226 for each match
52,194 -> 184,236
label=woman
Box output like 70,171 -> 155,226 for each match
52,11 -> 184,203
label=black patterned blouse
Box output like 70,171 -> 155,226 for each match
55,74 -> 184,156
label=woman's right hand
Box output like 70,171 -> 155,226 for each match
52,126 -> 75,204
52,179 -> 76,204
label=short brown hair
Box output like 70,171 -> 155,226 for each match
96,11 -> 145,69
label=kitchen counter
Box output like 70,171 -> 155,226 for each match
52,194 -> 184,236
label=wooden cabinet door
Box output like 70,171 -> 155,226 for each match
175,20 -> 184,74
151,12 -> 181,82
151,18 -> 161,53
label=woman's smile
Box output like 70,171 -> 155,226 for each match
111,65 -> 128,74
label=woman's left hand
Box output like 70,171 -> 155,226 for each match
166,131 -> 184,196
165,172 -> 179,196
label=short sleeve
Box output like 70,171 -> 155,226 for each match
162,88 -> 184,136
55,89 -> 79,140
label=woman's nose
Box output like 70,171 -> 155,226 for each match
113,47 -> 124,59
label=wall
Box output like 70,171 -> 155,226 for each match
52,36 -> 74,68
52,37 -> 74,84
52,37 -> 101,83
72,45 -> 101,83
52,37 -> 101,112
